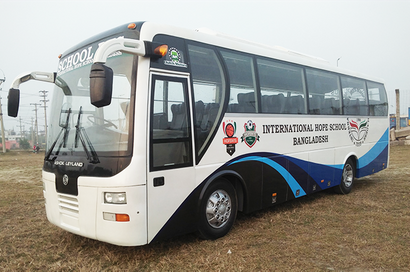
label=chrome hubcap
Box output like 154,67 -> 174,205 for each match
206,189 -> 232,228
342,163 -> 354,188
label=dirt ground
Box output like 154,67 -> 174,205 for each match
0,146 -> 409,271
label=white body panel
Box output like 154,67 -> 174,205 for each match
199,114 -> 388,167
41,21 -> 389,246
43,171 -> 148,246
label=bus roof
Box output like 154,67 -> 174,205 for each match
61,21 -> 384,84
139,21 -> 384,84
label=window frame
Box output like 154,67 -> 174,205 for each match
149,74 -> 193,171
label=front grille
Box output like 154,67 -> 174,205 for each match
58,194 -> 79,216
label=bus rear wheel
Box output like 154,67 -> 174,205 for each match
198,179 -> 238,240
335,158 -> 355,194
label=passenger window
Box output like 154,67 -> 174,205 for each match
150,75 -> 192,170
188,44 -> 226,157
367,82 -> 388,116
221,51 -> 257,113
341,76 -> 368,115
306,69 -> 342,115
257,59 -> 307,114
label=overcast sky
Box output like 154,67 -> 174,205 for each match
1,0 -> 410,132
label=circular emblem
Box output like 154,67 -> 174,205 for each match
347,118 -> 369,147
168,47 -> 181,62
62,174 -> 69,186
225,123 -> 235,137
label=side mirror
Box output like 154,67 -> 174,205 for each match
7,88 -> 20,117
90,63 -> 113,108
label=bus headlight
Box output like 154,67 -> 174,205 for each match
104,192 -> 127,204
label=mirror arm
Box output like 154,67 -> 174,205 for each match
93,37 -> 146,64
11,71 -> 56,89
7,71 -> 56,117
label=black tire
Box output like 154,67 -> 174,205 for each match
334,158 -> 355,194
198,179 -> 238,240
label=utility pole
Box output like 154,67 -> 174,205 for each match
0,70 -> 6,153
19,116 -> 23,139
31,103 -> 41,145
395,89 -> 401,130
39,90 -> 48,138
31,117 -> 34,146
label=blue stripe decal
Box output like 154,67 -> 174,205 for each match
225,128 -> 388,196
327,128 -> 389,171
357,128 -> 389,169
229,156 -> 307,198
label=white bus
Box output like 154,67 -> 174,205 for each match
8,21 -> 389,246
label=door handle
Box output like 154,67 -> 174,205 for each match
153,177 -> 164,187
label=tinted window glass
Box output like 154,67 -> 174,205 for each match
367,81 -> 388,116
221,51 -> 257,113
341,76 -> 368,115
306,69 -> 342,115
257,59 -> 306,114
188,44 -> 226,157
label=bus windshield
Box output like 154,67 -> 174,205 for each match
46,52 -> 134,159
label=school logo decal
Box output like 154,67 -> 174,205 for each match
222,121 -> 238,156
169,48 -> 180,62
164,47 -> 187,68
347,118 -> 369,147
241,120 -> 260,148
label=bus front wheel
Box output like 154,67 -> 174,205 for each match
198,179 -> 238,240
335,158 -> 355,194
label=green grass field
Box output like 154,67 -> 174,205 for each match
0,146 -> 409,271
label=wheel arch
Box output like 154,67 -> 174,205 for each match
198,170 -> 246,212
343,153 -> 358,177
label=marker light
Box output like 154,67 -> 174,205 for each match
104,192 -> 127,204
103,212 -> 130,222
154,44 -> 168,57
128,23 -> 137,30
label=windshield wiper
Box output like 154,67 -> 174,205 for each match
45,108 -> 71,161
75,106 -> 100,164
74,107 -> 82,149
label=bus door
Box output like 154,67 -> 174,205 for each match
147,72 -> 196,242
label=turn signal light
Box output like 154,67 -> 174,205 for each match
154,45 -> 168,57
116,214 -> 130,222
